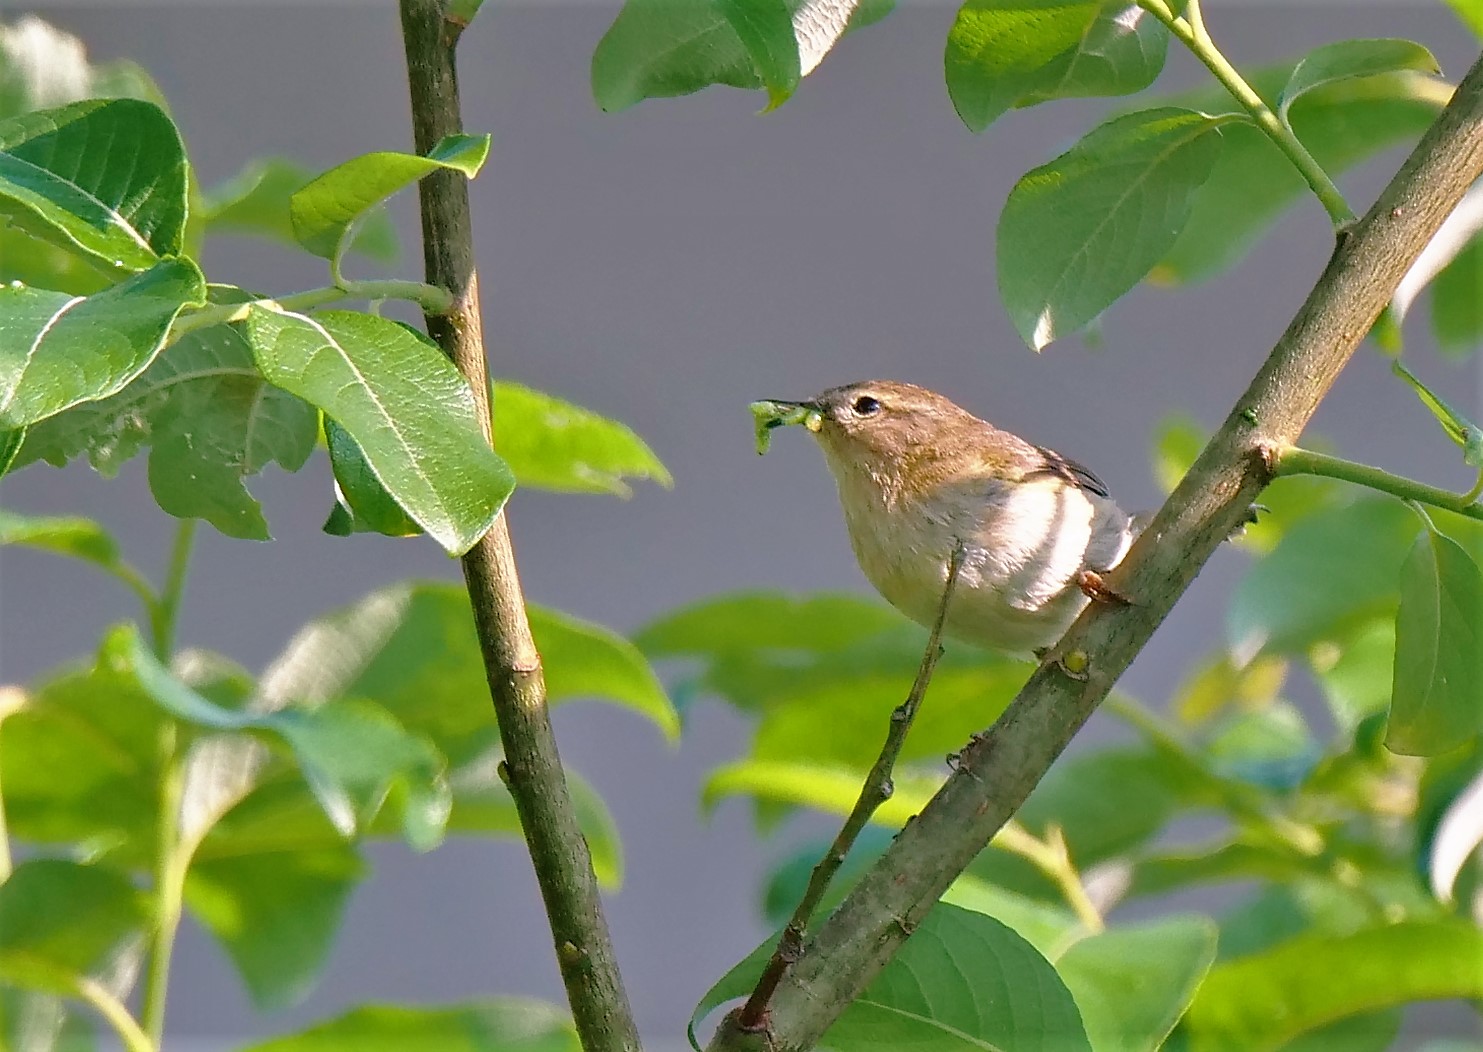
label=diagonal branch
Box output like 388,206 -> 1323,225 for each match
707,47 -> 1483,1052
398,3 -> 640,1050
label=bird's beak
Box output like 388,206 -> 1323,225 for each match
749,399 -> 825,454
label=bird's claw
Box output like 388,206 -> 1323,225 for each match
1076,569 -> 1130,605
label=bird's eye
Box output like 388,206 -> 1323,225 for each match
852,395 -> 882,417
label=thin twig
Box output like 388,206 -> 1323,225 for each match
397,3 -> 639,1050
735,543 -> 966,1032
707,47 -> 1483,1052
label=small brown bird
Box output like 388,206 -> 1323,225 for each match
752,380 -> 1138,656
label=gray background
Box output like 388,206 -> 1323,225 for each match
1,0 -> 1480,1047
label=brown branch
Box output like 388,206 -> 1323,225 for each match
707,48 -> 1483,1052
397,3 -> 640,1049
736,544 -> 966,1032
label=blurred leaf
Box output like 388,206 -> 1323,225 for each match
761,826 -> 895,927
1387,524 -> 1483,755
0,985 -> 96,1052
1309,619 -> 1396,733
289,134 -> 488,264
692,904 -> 1090,1051
0,16 -> 162,117
492,381 -> 670,496
103,623 -> 451,850
637,591 -> 899,658
243,999 -> 581,1052
259,582 -> 676,761
1275,1011 -> 1401,1052
242,306 -> 513,556
1442,0 -> 1483,36
703,758 -> 940,825
1227,498 -> 1417,664
592,0 -> 873,113
946,0 -> 1166,132
1202,702 -> 1319,792
1152,413 -> 1204,494
0,258 -> 206,429
1171,653 -> 1287,727
1126,839 -> 1320,901
18,316 -> 317,541
1182,921 -> 1483,1052
0,510 -> 144,591
940,873 -> 1082,958
0,859 -> 148,995
1277,39 -> 1438,120
1391,360 -> 1483,467
1056,916 -> 1217,1052
1153,69 -> 1444,285
201,158 -> 396,262
322,417 -> 422,539
998,107 -> 1227,349
184,845 -> 364,1011
0,97 -> 186,270
1431,230 -> 1483,360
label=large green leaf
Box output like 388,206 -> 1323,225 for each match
636,591 -> 899,658
1386,525 -> 1483,755
0,258 -> 205,428
690,904 -> 1090,1051
104,623 -> 451,850
0,859 -> 148,996
1182,922 -> 1483,1052
998,107 -> 1227,349
258,581 -> 677,760
1152,69 -> 1444,285
0,98 -> 186,270
946,0 -> 1166,133
242,306 -> 513,555
17,316 -> 317,540
184,845 -> 365,1011
1227,498 -> 1418,664
1277,39 -> 1439,120
201,158 -> 396,262
289,134 -> 487,266
591,0 -> 882,112
243,999 -> 580,1052
1055,916 -> 1217,1052
492,381 -> 670,496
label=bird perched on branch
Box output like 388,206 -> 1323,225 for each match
751,380 -> 1137,656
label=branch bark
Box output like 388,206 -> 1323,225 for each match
708,49 -> 1483,1052
398,4 -> 640,1050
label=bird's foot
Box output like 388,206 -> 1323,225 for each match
1077,569 -> 1131,605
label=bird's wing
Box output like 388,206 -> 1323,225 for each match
1028,446 -> 1111,498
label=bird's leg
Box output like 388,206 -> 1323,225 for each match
1076,568 -> 1131,605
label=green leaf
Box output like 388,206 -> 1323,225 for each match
184,845 -> 365,1010
242,306 -> 513,556
1309,619 -> 1396,734
939,873 -> 1082,958
1386,525 -> 1483,755
0,985 -> 97,1052
1202,702 -> 1319,791
0,98 -> 186,270
243,999 -> 581,1052
1391,360 -> 1483,467
691,904 -> 1090,1051
1182,922 -> 1483,1052
289,134 -> 488,264
322,417 -> 422,539
703,758 -> 940,825
998,107 -> 1226,349
0,258 -> 205,429
1429,228 -> 1483,360
1227,498 -> 1418,663
1152,68 -> 1443,285
16,311 -> 317,540
946,0 -> 1166,133
0,509 -> 126,576
259,581 -> 676,760
104,623 -> 452,849
825,903 -> 1091,1051
0,859 -> 148,995
715,0 -> 800,108
1442,0 -> 1483,36
1055,916 -> 1217,1052
492,381 -> 670,496
1277,39 -> 1439,120
0,426 -> 22,476
636,591 -> 899,657
201,158 -> 396,262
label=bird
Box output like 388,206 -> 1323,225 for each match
751,380 -> 1138,656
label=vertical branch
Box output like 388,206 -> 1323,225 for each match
397,4 -> 641,1050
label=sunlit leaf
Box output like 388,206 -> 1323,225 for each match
243,999 -> 581,1052
1277,39 -> 1439,120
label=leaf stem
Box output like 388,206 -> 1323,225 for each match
736,543 -> 967,1032
1138,0 -> 1355,228
399,2 -> 641,1049
72,975 -> 153,1052
1274,445 -> 1483,521
993,822 -> 1104,933
149,519 -> 197,660
140,747 -> 185,1049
